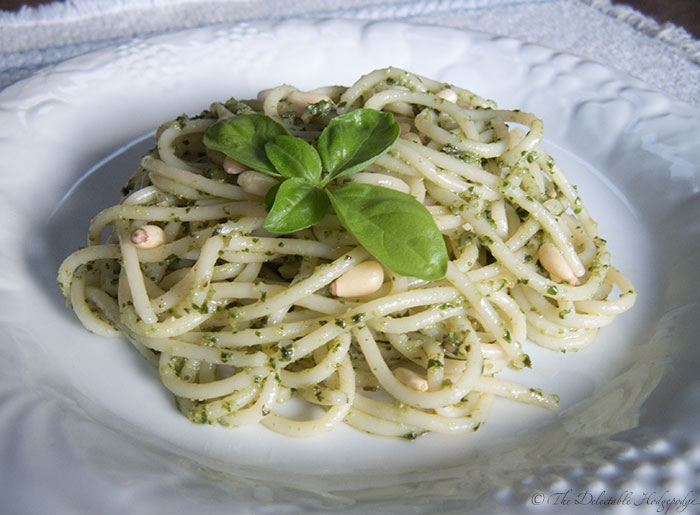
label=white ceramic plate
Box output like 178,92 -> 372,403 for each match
1,19 -> 699,514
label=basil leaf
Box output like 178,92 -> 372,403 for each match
327,184 -> 447,280
203,114 -> 289,176
318,109 -> 400,179
264,182 -> 281,211
264,178 -> 329,233
265,135 -> 322,183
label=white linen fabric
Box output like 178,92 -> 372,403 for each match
1,0 -> 699,105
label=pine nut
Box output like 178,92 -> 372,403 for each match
130,225 -> 166,249
331,260 -> 384,298
394,367 -> 429,392
237,170 -> 279,197
539,242 -> 579,286
435,88 -> 458,103
223,157 -> 247,175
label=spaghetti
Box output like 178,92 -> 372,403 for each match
58,68 -> 636,438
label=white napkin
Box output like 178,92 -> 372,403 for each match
1,0 -> 698,106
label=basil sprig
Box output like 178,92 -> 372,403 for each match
326,184 -> 448,279
203,109 -> 447,280
204,113 -> 289,175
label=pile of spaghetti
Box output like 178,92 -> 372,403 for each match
58,68 -> 636,438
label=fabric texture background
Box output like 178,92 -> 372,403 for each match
1,0 -> 699,107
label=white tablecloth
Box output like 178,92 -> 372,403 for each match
1,0 -> 699,106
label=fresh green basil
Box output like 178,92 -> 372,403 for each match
265,135 -> 322,183
264,182 -> 281,210
326,184 -> 448,280
203,114 -> 289,176
263,178 -> 329,233
202,108 -> 447,279
317,109 -> 400,180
